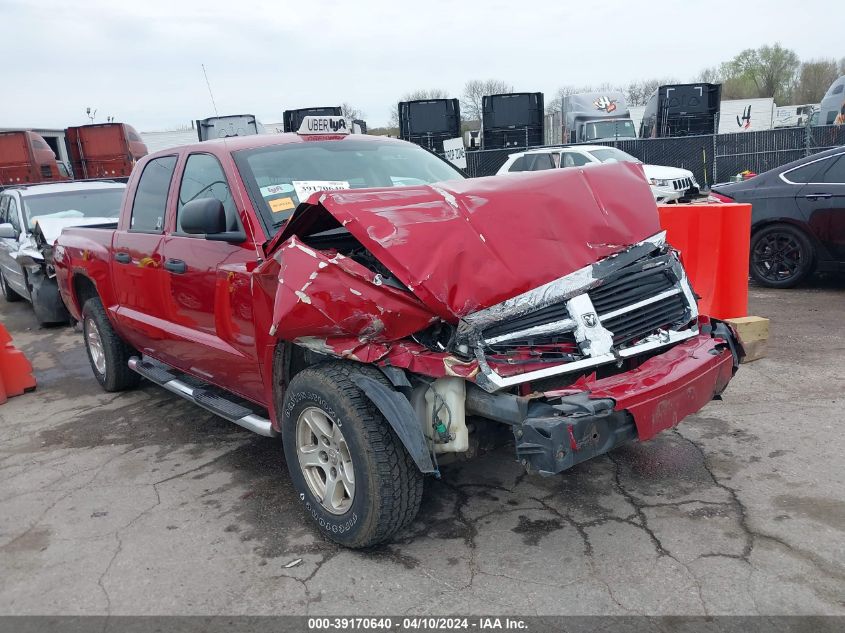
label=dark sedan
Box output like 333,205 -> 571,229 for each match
711,147 -> 845,287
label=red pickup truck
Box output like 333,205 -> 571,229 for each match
53,118 -> 741,547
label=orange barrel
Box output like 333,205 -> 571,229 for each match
0,322 -> 36,401
658,203 -> 752,319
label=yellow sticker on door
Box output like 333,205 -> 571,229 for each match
269,197 -> 295,213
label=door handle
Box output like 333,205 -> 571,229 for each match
164,259 -> 187,274
804,193 -> 832,200
114,252 -> 131,264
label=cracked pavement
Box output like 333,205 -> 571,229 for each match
1,279 -> 843,615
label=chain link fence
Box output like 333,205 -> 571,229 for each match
458,124 -> 845,186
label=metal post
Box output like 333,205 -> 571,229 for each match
711,112 -> 719,185
804,114 -> 812,157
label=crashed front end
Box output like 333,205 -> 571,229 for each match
258,164 -> 741,475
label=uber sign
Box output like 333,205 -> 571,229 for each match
297,116 -> 350,135
443,137 -> 467,169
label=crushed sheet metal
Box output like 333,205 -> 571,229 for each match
260,235 -> 434,346
274,163 -> 661,320
460,231 -> 667,335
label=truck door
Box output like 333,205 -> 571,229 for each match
157,152 -> 264,403
110,155 -> 177,352
796,153 -> 845,261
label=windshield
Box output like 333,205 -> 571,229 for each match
583,120 -> 637,141
23,188 -> 125,229
234,139 -> 465,234
586,148 -> 640,164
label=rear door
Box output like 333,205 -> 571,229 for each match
110,155 -> 178,352
0,194 -> 28,297
796,152 -> 845,262
157,152 -> 264,402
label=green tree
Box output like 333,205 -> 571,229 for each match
793,59 -> 840,103
720,43 -> 800,102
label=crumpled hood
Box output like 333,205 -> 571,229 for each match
34,216 -> 119,244
276,162 -> 660,319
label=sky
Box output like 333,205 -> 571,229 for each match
0,0 -> 841,131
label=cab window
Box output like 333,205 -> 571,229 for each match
508,156 -> 526,172
176,153 -> 239,233
130,156 -> 177,232
524,154 -> 555,171
6,198 -> 21,233
562,152 -> 591,167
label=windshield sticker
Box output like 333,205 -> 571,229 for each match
292,180 -> 350,202
260,183 -> 295,198
268,197 -> 295,214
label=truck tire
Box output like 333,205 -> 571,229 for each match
280,362 -> 423,548
0,272 -> 21,302
81,297 -> 141,392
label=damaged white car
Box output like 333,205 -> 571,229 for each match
0,181 -> 125,324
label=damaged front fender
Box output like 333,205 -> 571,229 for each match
255,235 -> 437,362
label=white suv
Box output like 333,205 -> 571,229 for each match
497,145 -> 700,204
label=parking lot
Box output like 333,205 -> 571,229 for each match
0,279 -> 843,616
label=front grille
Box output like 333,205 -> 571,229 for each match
602,293 -> 688,346
482,302 -> 570,340
672,177 -> 692,191
479,248 -> 693,353
589,255 -> 676,313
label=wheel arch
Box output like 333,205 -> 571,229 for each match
272,350 -> 437,474
70,273 -> 100,319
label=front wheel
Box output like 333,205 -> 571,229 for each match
750,224 -> 814,288
82,297 -> 141,392
0,271 -> 22,302
281,362 -> 423,548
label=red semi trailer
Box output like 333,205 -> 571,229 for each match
0,131 -> 70,186
65,123 -> 148,179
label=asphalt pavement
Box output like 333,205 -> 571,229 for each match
1,279 -> 843,615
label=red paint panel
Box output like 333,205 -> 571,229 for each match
545,334 -> 734,441
278,162 -> 660,320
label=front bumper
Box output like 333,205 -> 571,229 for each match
465,328 -> 739,475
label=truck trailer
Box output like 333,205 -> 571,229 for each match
563,92 -> 637,143
65,123 -> 149,179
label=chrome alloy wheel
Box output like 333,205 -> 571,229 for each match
85,317 -> 107,376
295,406 -> 355,515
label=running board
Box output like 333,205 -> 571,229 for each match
127,357 -> 277,437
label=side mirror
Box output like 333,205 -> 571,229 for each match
0,223 -> 18,240
180,198 -> 227,235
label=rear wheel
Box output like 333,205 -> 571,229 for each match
281,362 -> 423,548
0,272 -> 22,302
750,224 -> 814,288
82,297 -> 141,392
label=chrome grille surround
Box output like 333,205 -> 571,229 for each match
459,232 -> 700,393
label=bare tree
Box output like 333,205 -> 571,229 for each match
694,66 -> 721,83
793,59 -> 840,103
460,79 -> 513,122
546,83 -> 621,113
389,89 -> 450,127
340,102 -> 364,120
622,78 -> 678,106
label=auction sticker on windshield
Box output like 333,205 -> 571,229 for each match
292,180 -> 350,202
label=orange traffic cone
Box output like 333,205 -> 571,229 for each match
0,322 -> 36,403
